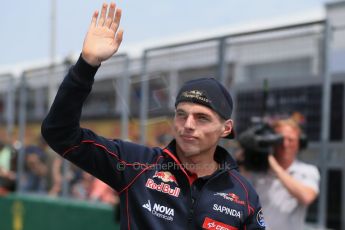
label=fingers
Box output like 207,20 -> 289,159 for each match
90,10 -> 99,27
110,8 -> 122,32
105,2 -> 116,28
95,2 -> 121,31
115,29 -> 124,45
97,3 -> 108,26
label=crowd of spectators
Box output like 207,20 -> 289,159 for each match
0,136 -> 118,206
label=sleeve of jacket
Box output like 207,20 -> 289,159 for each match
41,56 -> 159,193
244,188 -> 266,229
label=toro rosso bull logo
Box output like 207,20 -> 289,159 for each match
146,171 -> 180,197
153,171 -> 178,185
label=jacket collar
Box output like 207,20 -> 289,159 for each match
163,139 -> 238,172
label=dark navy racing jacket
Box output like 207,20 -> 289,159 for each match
41,56 -> 266,230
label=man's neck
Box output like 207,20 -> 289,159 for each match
176,147 -> 219,178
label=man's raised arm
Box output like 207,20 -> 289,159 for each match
41,2 -> 124,154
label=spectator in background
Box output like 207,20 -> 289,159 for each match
21,145 -> 49,194
71,171 -> 94,200
238,118 -> 320,230
31,134 -> 84,198
72,171 -> 119,205
0,140 -> 17,195
35,135 -> 61,196
48,156 -> 63,196
48,156 -> 84,197
89,177 -> 119,205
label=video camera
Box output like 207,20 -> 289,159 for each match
237,120 -> 283,172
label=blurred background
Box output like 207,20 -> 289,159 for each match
0,0 -> 344,229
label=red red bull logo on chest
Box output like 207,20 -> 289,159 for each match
145,171 -> 180,197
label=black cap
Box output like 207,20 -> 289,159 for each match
175,78 -> 235,139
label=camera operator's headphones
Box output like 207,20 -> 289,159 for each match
298,132 -> 308,151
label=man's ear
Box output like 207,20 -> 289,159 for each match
221,119 -> 233,138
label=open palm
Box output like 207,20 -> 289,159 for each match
82,2 -> 123,66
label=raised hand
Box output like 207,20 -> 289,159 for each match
82,2 -> 123,66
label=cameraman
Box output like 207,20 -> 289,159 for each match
238,118 -> 320,230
